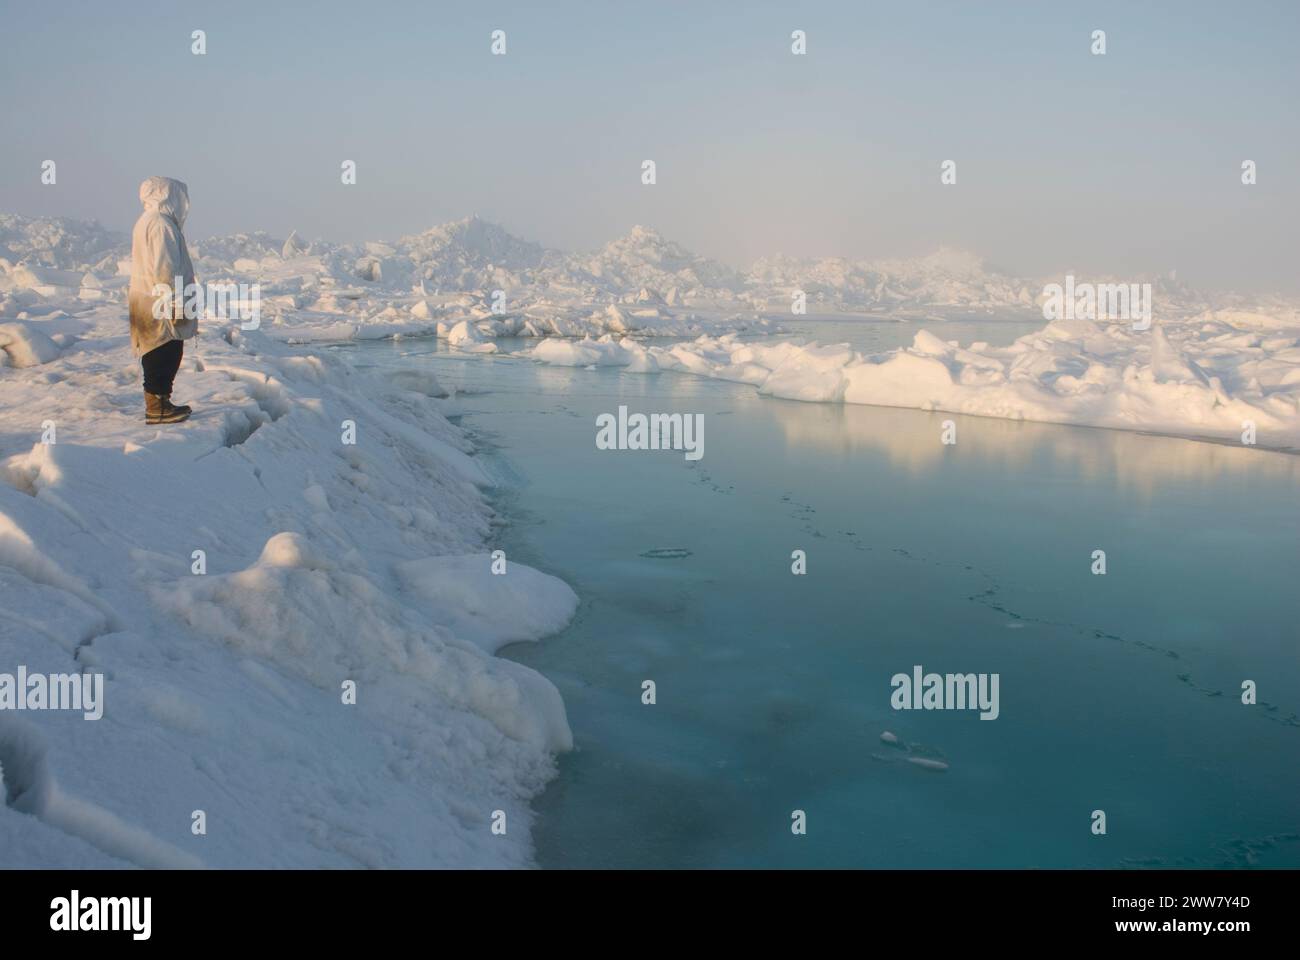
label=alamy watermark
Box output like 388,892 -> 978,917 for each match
0,666 -> 103,720
596,405 -> 704,461
50,891 -> 150,940
152,276 -> 261,330
890,664 -> 1000,720
1041,275 -> 1151,331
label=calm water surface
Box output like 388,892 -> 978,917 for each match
339,317 -> 1300,868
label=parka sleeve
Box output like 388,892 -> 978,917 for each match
145,218 -> 186,320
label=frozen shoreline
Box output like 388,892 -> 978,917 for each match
0,302 -> 577,868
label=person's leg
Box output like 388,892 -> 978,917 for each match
141,340 -> 181,395
141,340 -> 190,423
162,339 -> 184,396
162,340 -> 191,416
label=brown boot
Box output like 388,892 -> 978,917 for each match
145,391 -> 192,424
164,394 -> 192,419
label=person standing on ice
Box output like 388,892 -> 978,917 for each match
129,176 -> 196,424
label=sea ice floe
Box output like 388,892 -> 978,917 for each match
531,315 -> 1300,448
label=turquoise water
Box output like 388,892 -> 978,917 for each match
338,319 -> 1300,869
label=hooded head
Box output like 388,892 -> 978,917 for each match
139,176 -> 190,227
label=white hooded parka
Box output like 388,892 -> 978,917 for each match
128,176 -> 197,357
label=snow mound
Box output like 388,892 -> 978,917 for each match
0,322 -> 62,367
395,554 -> 580,654
158,537 -> 571,753
255,531 -> 330,570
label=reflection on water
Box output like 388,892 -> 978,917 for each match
766,400 -> 1300,497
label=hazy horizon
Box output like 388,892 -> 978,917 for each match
2,0 -> 1297,293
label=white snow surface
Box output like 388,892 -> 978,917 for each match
395,555 -> 579,655
0,294 -> 577,867
530,313 -> 1300,449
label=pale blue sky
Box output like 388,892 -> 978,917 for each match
1,0 -> 1296,291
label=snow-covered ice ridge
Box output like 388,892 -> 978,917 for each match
0,295 -> 581,866
3,213 -> 783,345
531,308 -> 1300,451
7,210 -> 1295,337
3,212 -> 1072,346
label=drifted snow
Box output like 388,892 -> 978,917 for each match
0,301 -> 577,867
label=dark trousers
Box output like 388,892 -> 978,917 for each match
142,339 -> 184,396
